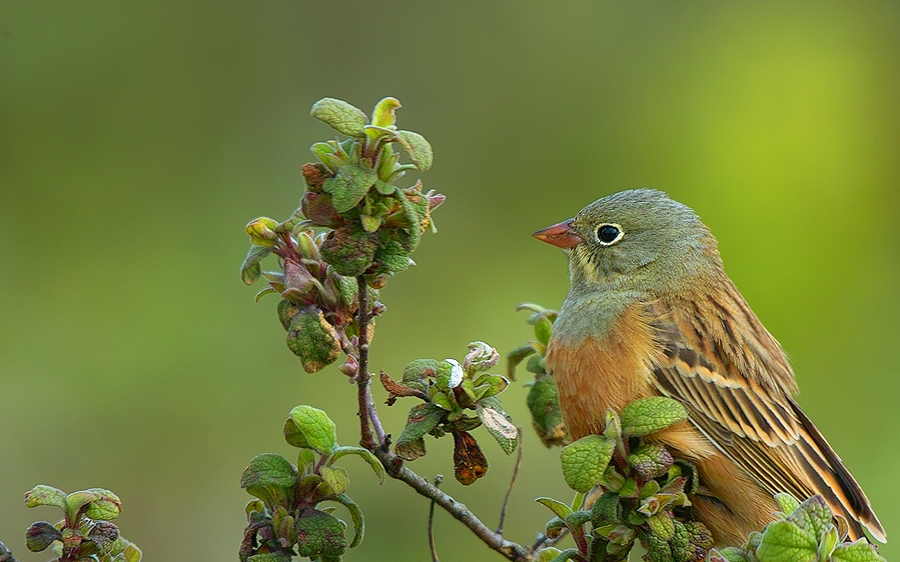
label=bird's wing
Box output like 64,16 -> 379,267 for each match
646,289 -> 884,542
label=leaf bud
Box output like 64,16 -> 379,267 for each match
463,341 -> 500,373
246,217 -> 279,247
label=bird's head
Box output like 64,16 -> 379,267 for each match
534,189 -> 721,295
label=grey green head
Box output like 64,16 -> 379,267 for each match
534,189 -> 722,295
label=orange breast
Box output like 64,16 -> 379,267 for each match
546,303 -> 661,440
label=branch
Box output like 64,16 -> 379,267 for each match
353,276 -> 533,562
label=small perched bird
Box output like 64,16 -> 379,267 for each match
534,189 -> 885,547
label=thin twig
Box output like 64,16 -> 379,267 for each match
428,475 -> 443,562
356,276 -> 376,450
496,427 -> 524,536
371,444 -> 531,562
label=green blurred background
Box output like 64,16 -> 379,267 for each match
2,2 -> 898,560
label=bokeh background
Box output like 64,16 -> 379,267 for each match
2,2 -> 898,560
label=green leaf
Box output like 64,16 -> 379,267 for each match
359,214 -> 382,233
711,547 -> 750,562
774,492 -> 801,515
526,375 -> 568,447
319,224 -> 379,277
25,522 -> 61,552
473,374 -> 508,400
310,98 -> 368,137
395,403 -> 445,460
83,488 -> 122,521
403,358 -> 440,382
371,97 -> 401,128
374,179 -> 396,195
435,359 -> 464,391
476,404 -> 518,454
626,443 -> 674,480
647,512 -> 675,540
754,520 -> 817,562
327,165 -> 378,213
122,542 -> 143,562
544,548 -> 581,562
533,547 -> 563,562
620,396 -> 688,437
329,446 -> 385,484
285,308 -> 342,373
374,241 -> 412,274
64,490 -> 98,522
295,509 -> 348,558
241,454 -> 298,490
396,130 -> 433,171
831,539 -> 887,562
332,494 -> 365,548
784,495 -> 832,541
240,245 -> 270,285
319,466 -> 350,496
24,485 -> 66,509
534,316 -> 553,346
505,343 -> 535,380
284,405 -> 339,454
559,435 -> 615,493
535,497 -> 573,519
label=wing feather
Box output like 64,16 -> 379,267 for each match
647,287 -> 884,542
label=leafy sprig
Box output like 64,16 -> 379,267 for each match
380,341 -> 519,485
22,485 -> 141,562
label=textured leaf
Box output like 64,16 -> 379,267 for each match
620,396 -> 688,436
784,495 -> 832,541
327,165 -> 378,213
24,485 -> 66,509
464,341 -> 500,373
373,241 -> 411,274
284,405 -> 338,454
755,520 -> 816,562
774,492 -> 801,515
527,375 -> 568,447
310,98 -> 367,137
84,488 -> 122,521
831,539 -> 887,562
285,308 -> 341,373
559,435 -> 614,492
626,443 -> 674,480
395,403 -> 445,460
319,466 -> 350,496
247,553 -> 292,562
319,224 -> 378,276
240,245 -> 270,285
403,358 -> 440,382
473,373 -> 508,400
452,431 -> 488,485
436,359 -> 464,390
241,453 -> 298,490
534,316 -> 553,346
25,522 -> 61,552
295,510 -> 348,558
476,404 -> 518,454
396,130 -> 433,170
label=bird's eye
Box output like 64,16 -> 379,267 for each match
596,224 -> 623,245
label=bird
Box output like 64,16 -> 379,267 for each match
533,188 -> 885,547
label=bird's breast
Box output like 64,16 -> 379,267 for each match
546,303 -> 661,440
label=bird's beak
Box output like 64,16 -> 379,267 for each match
533,219 -> 583,248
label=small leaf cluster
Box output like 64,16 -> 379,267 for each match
508,303 -> 569,447
380,341 -> 519,485
241,96 -> 442,373
240,406 -> 385,562
0,541 -> 16,562
23,485 -> 141,562
708,494 -> 886,562
535,397 -> 715,562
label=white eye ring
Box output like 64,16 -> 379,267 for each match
595,223 -> 624,246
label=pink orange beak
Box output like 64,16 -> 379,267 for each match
533,219 -> 583,248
